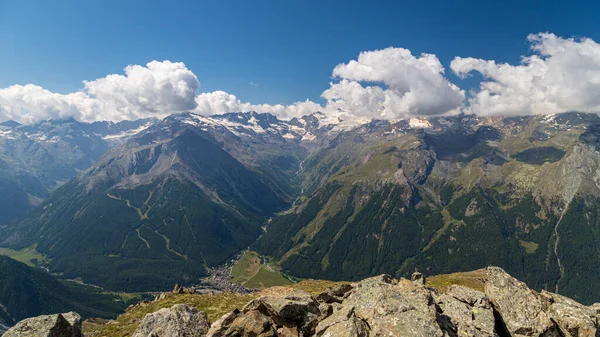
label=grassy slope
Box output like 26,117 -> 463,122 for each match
426,269 -> 487,293
230,251 -> 292,289
230,251 -> 261,284
0,244 -> 47,266
244,265 -> 292,289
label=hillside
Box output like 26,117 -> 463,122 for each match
0,112 -> 315,291
0,256 -> 138,331
0,118 -> 155,225
256,112 -> 600,304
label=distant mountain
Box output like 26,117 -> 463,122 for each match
9,110 -> 600,304
0,120 -> 22,129
256,112 -> 600,304
0,118 -> 156,225
0,112 -> 319,291
0,256 -> 134,331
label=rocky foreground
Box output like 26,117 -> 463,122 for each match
6,266 -> 600,336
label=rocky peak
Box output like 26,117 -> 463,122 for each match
132,304 -> 210,337
0,120 -> 21,129
3,312 -> 82,337
52,266 -> 598,336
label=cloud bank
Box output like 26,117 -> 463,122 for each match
0,61 -> 200,124
451,33 -> 600,116
3,33 -> 600,124
194,91 -> 322,120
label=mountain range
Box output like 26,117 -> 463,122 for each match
0,118 -> 155,225
2,110 -> 600,305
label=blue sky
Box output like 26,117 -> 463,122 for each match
2,0 -> 599,104
2,0 -> 600,123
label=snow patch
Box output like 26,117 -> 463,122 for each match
409,118 -> 432,129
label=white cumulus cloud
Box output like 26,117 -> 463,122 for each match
0,61 -> 200,124
194,91 -> 322,120
17,36 -> 600,125
451,33 -> 600,116
0,84 -> 97,124
0,47 -> 473,125
322,47 -> 465,119
83,60 -> 200,120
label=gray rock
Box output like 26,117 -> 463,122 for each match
540,290 -> 598,337
243,290 -> 321,335
411,271 -> 425,285
154,292 -> 169,302
132,304 -> 210,337
206,309 -> 279,337
206,310 -> 240,337
436,285 -> 495,336
172,284 -> 196,295
337,274 -> 452,337
203,268 -> 600,337
173,283 -> 184,294
208,290 -> 321,337
315,306 -> 369,337
316,283 -> 354,304
485,266 -> 561,337
3,312 -> 82,337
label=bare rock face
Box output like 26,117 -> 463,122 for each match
411,271 -> 425,285
18,266 -> 600,337
314,306 -> 369,337
132,304 -> 210,337
207,290 -> 321,337
484,266 -> 600,337
316,283 -> 353,304
435,285 -> 495,336
3,312 -> 82,337
244,289 -> 321,334
205,268 -> 600,336
317,275 -> 453,337
540,290 -> 598,337
172,283 -> 196,295
485,266 -> 561,337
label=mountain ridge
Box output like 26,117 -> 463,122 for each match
4,111 -> 600,303
0,117 -> 157,225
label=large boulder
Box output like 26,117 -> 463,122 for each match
3,312 -> 82,337
314,306 -> 369,337
215,310 -> 278,337
316,274 -> 454,337
207,290 -> 321,337
540,290 -> 598,337
132,304 -> 210,337
485,266 -> 562,337
436,285 -> 495,336
316,283 -> 354,304
244,289 -> 321,334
